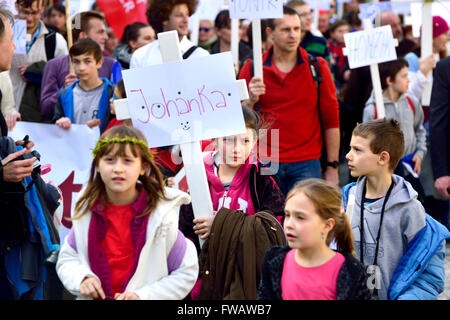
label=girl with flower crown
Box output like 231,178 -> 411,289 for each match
56,125 -> 198,300
258,178 -> 371,300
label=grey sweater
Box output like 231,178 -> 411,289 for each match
343,175 -> 426,300
363,91 -> 427,160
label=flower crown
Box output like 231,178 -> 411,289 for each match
92,135 -> 154,159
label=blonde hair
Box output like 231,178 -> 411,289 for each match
286,179 -> 355,256
72,125 -> 167,220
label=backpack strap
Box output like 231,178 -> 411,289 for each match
307,53 -> 322,91
374,96 -> 414,120
406,96 -> 415,114
44,31 -> 57,61
182,45 -> 198,60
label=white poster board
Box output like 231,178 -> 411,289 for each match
229,0 -> 283,20
13,19 -> 27,55
343,25 -> 397,69
8,122 -> 100,242
122,52 -> 246,148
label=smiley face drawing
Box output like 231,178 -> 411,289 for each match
180,121 -> 191,131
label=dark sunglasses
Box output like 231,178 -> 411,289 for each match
199,27 -> 213,32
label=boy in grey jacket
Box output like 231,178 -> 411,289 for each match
363,58 -> 427,177
343,119 -> 447,300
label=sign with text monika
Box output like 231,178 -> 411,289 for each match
343,25 -> 397,69
229,0 -> 283,20
122,52 -> 245,148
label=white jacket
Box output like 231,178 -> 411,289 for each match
56,187 -> 199,300
10,21 -> 68,109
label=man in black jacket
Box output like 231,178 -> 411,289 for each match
429,56 -> 450,230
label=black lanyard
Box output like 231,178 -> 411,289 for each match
359,180 -> 394,266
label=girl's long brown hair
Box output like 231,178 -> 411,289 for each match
72,125 -> 167,220
286,179 -> 355,256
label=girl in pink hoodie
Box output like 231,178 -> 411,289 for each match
179,106 -> 285,249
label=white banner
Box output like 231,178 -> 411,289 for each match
8,122 -> 100,242
122,52 -> 246,148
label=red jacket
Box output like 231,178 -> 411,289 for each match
239,46 -> 339,163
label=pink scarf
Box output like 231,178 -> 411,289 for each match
204,152 -> 255,215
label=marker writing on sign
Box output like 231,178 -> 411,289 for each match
230,0 -> 279,12
130,85 -> 230,124
346,28 -> 393,67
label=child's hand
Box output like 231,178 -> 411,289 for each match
56,117 -> 72,130
80,276 -> 106,300
64,73 -> 78,88
412,155 -> 422,176
109,97 -> 116,115
87,119 -> 101,128
114,292 -> 140,300
167,177 -> 175,187
193,215 -> 215,240
5,113 -> 21,131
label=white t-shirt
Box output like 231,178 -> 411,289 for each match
130,36 -> 209,68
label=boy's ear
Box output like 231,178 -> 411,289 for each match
96,57 -> 104,69
386,75 -> 394,86
378,151 -> 391,167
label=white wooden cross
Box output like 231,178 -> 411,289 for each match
116,31 -> 249,246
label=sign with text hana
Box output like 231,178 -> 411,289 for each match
122,52 -> 246,148
229,0 -> 283,20
343,25 -> 397,69
13,20 -> 27,55
8,122 -> 100,242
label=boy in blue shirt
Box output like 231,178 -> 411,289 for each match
53,39 -> 114,133
342,119 -> 449,300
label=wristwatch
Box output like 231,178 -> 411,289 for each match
326,161 -> 339,168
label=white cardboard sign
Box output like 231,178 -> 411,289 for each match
122,52 -> 246,148
229,0 -> 283,20
13,20 -> 27,55
343,25 -> 397,69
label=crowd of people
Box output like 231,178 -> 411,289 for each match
0,0 -> 449,302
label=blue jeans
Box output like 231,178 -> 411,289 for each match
276,159 -> 322,196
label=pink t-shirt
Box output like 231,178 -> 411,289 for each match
281,249 -> 346,300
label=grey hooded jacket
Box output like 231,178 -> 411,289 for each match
342,174 -> 426,300
363,91 -> 427,160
